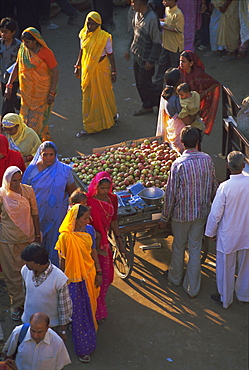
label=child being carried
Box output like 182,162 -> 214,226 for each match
177,82 -> 205,134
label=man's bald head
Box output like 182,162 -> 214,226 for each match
30,312 -> 50,327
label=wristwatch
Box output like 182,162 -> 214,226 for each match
58,329 -> 66,335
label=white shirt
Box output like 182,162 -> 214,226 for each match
3,326 -> 71,370
205,173 -> 249,254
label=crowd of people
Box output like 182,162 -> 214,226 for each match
0,0 -> 248,368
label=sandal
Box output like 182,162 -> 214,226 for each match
211,292 -> 223,306
76,130 -> 89,138
10,308 -> 22,321
219,52 -> 236,62
237,51 -> 246,60
133,108 -> 153,116
79,355 -> 90,363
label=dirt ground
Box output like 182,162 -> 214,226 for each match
0,4 -> 248,369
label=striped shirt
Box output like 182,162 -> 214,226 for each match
162,149 -> 217,222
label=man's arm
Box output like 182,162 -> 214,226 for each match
205,185 -> 225,238
57,283 -> 72,341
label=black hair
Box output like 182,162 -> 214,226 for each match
21,243 -> 49,265
0,17 -> 17,32
162,68 -> 180,101
180,50 -> 192,63
177,82 -> 191,94
77,205 -> 90,219
69,188 -> 87,205
180,126 -> 199,148
98,178 -> 111,186
21,31 -> 36,41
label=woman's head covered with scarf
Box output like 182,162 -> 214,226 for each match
180,50 -> 205,72
21,27 -> 50,50
87,171 -> 112,198
1,166 -> 22,193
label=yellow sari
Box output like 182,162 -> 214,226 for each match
18,27 -> 56,141
55,204 -> 99,329
79,12 -> 117,133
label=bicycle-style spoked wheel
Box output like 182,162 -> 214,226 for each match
109,232 -> 134,279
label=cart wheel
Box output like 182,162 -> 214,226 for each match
110,232 -> 134,279
185,235 -> 209,264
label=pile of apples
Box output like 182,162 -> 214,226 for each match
62,139 -> 179,191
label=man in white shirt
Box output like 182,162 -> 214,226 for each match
3,312 -> 71,370
205,151 -> 249,308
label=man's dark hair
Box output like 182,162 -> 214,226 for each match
0,17 -> 17,32
180,126 -> 199,148
21,243 -> 49,265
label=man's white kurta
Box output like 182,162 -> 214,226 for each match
205,173 -> 249,253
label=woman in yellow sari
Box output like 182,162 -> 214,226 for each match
2,113 -> 41,164
55,204 -> 101,363
5,27 -> 58,141
74,11 -> 118,137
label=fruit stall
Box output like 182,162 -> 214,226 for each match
62,136 -> 209,279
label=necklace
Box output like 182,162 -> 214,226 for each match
97,197 -> 114,219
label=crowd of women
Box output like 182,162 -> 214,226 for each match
0,138 -> 125,361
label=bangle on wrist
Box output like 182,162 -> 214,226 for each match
35,234 -> 40,237
74,65 -> 81,69
6,83 -> 13,89
96,269 -> 102,276
111,71 -> 117,75
49,91 -> 56,97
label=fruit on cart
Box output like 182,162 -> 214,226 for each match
62,140 -> 180,190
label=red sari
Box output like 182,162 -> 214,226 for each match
0,135 -> 26,186
179,51 -> 220,135
87,171 -> 118,321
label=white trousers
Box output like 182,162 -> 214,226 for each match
169,218 -> 206,297
216,249 -> 249,308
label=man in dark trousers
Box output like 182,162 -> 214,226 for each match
125,0 -> 162,116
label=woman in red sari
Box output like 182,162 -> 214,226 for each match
179,50 -> 220,135
87,171 -> 124,322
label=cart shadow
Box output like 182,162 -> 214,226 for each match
122,252 -> 221,331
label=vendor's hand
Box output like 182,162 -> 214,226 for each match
124,51 -> 131,61
200,2 -> 207,13
157,220 -> 168,229
47,94 -> 55,105
74,68 -> 81,79
95,274 -> 102,288
208,235 -> 216,242
4,87 -> 12,100
219,3 -> 228,13
5,359 -> 18,370
145,62 -> 153,71
111,73 -> 117,83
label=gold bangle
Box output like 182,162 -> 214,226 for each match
74,65 -> 81,69
49,91 -> 56,97
35,234 -> 40,237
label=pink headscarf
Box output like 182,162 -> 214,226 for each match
0,166 -> 34,237
87,171 -> 112,198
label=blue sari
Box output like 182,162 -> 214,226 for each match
22,142 -> 72,266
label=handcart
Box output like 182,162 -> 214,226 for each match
64,136 -> 209,281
